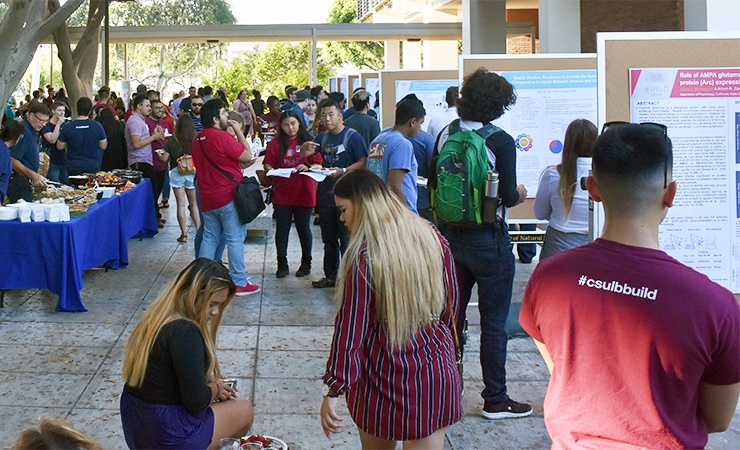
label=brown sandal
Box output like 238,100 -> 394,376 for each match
177,235 -> 188,243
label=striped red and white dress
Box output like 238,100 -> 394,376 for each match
323,231 -> 463,441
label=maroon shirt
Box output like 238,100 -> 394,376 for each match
520,239 -> 740,448
263,137 -> 322,207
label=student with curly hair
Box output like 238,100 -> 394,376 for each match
434,68 -> 532,420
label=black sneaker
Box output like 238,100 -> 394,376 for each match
482,399 -> 533,420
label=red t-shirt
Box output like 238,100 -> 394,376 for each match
520,239 -> 740,449
191,127 -> 246,211
263,137 -> 322,207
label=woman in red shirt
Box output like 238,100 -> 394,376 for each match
263,110 -> 323,278
321,169 -> 463,449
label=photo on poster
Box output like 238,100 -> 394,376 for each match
630,67 -> 740,292
395,79 -> 457,132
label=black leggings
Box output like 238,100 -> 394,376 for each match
131,162 -> 160,219
273,205 -> 313,259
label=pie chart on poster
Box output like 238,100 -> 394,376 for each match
549,140 -> 563,154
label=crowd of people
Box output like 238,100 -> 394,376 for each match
3,71 -> 738,450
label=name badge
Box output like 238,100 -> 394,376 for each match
336,144 -> 346,154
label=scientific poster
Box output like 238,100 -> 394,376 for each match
328,78 -> 338,93
365,77 -> 379,111
339,77 -> 349,100
493,70 -> 598,197
395,79 -> 457,132
630,67 -> 740,292
351,77 -> 361,93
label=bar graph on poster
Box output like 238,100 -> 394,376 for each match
630,67 -> 740,292
492,69 -> 598,197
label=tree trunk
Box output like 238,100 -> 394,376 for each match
0,0 -> 86,121
50,0 -> 106,116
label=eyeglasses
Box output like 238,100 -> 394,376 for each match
32,112 -> 50,124
601,121 -> 669,188
191,103 -> 204,107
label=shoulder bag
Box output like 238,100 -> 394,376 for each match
197,137 -> 265,224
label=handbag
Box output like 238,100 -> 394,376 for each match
198,138 -> 265,224
176,154 -> 195,175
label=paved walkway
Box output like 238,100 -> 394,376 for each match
0,205 -> 737,449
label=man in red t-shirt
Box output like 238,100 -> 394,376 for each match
520,123 -> 740,448
191,99 -> 259,296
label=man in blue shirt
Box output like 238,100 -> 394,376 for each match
291,90 -> 311,128
408,129 -> 436,221
300,98 -> 368,288
368,95 -> 425,214
8,102 -> 50,202
57,97 -> 107,175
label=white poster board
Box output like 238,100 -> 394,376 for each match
339,77 -> 349,101
352,77 -> 361,92
630,67 -> 740,292
366,77 -> 380,112
328,77 -> 338,93
395,79 -> 456,132
493,69 -> 598,197
120,80 -> 131,109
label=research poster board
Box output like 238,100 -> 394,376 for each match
378,69 -> 458,129
348,74 -> 361,93
492,69 -> 598,197
328,77 -> 338,93
598,32 -> 740,293
395,79 -> 457,133
360,72 -> 380,115
339,77 -> 350,101
460,54 -> 597,219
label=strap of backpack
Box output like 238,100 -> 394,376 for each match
429,121 -> 456,191
342,127 -> 356,150
477,124 -> 501,171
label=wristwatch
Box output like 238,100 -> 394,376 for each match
322,384 -> 342,398
342,167 -> 347,174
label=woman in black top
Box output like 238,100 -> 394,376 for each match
120,258 -> 254,449
97,107 -> 128,171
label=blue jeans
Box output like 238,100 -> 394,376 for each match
199,201 -> 248,287
444,222 -> 514,403
318,197 -> 349,280
47,163 -> 69,185
194,179 -> 226,261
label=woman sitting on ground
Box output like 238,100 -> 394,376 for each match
120,258 -> 253,449
263,110 -> 323,278
321,169 -> 463,450
533,118 -> 597,260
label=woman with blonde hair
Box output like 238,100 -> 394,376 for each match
14,415 -> 103,450
120,258 -> 253,449
534,118 -> 597,260
320,169 -> 462,450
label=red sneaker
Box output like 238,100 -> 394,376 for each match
235,282 -> 260,296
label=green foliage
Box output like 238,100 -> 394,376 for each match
211,43 -> 333,99
324,0 -> 384,71
108,0 -> 236,91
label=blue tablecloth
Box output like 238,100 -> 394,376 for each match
0,179 -> 158,312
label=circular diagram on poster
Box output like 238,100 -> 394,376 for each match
516,134 -> 533,152
549,139 -> 563,154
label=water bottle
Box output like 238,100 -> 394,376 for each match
483,171 -> 500,223
485,171 -> 499,198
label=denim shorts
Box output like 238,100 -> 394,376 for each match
169,168 -> 196,189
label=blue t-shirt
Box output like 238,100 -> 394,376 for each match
290,104 -> 307,127
9,118 -> 41,173
191,114 -> 203,133
0,141 -> 11,202
58,119 -> 107,173
369,130 -> 418,214
41,122 -> 67,165
408,130 -> 435,210
315,127 -> 368,197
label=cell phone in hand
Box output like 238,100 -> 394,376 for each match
223,378 -> 237,390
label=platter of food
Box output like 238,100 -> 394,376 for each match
308,164 -> 333,175
239,435 -> 288,450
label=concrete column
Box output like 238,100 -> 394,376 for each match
462,0 -> 507,54
385,40 -> 401,69
403,40 -> 422,69
539,0 -> 581,53
684,0 -> 708,30
423,10 -> 459,68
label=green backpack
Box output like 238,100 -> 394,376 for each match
430,119 -> 501,225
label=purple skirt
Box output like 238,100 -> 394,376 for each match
120,390 -> 214,449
